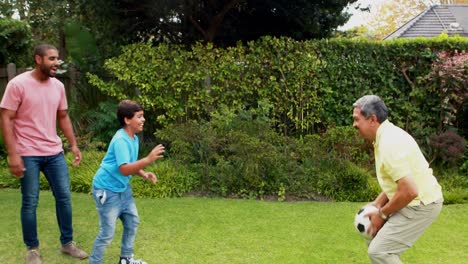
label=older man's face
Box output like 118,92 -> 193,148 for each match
353,107 -> 376,141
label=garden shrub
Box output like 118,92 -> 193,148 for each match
439,170 -> 468,204
4,35 -> 467,202
84,100 -> 120,148
64,150 -> 104,193
88,36 -> 468,145
296,134 -> 378,201
0,126 -> 5,164
157,104 -> 380,201
157,103 -> 295,199
460,158 -> 468,175
429,130 -> 466,166
0,18 -> 33,66
313,159 -> 379,202
442,189 -> 468,204
0,150 -> 185,198
425,50 -> 468,132
131,160 -> 199,198
318,126 -> 373,168
43,151 -> 198,198
0,165 -> 19,188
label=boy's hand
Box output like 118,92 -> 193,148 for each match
142,172 -> 158,184
147,144 -> 165,163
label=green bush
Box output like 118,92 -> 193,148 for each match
88,36 -> 468,140
442,189 -> 468,204
131,160 -> 198,198
428,130 -> 466,167
313,160 -> 379,202
0,151 -> 198,199
0,18 -> 33,66
0,165 -> 19,188
0,147 -> 465,203
317,126 -> 373,167
66,151 -> 198,198
461,159 -> 468,175
295,129 -> 378,201
0,126 -> 6,163
83,100 -> 120,149
157,104 -> 380,201
433,168 -> 468,205
4,34 -> 468,202
157,102 -> 293,199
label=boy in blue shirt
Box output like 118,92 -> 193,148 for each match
89,100 -> 165,264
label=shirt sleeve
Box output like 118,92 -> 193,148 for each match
0,81 -> 22,111
381,143 -> 413,182
57,82 -> 68,110
113,138 -> 132,167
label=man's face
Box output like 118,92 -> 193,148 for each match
36,49 -> 59,77
352,107 -> 376,141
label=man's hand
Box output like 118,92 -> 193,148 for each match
71,145 -> 82,166
366,210 -> 386,237
8,153 -> 25,178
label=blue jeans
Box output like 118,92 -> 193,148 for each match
89,185 -> 140,264
21,153 -> 73,248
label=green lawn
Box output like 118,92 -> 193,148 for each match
0,188 -> 466,264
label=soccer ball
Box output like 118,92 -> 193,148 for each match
354,204 -> 378,240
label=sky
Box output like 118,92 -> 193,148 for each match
340,0 -> 386,30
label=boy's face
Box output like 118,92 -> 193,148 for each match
125,110 -> 145,133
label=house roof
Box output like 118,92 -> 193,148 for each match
384,4 -> 468,40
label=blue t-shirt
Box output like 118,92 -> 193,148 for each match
92,128 -> 139,192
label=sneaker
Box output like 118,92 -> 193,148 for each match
118,255 -> 147,264
61,241 -> 89,259
26,248 -> 42,264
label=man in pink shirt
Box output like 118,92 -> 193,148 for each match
1,44 -> 88,264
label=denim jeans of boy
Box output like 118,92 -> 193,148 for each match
89,185 -> 140,264
21,153 -> 73,248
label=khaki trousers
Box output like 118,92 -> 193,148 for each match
367,200 -> 443,264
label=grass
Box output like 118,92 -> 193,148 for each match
0,188 -> 467,264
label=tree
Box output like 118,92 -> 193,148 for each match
66,0 -> 359,47
331,25 -> 376,40
177,0 -> 360,45
367,0 -> 427,40
1,0 -> 359,49
367,0 -> 462,40
425,49 -> 468,132
0,18 -> 33,66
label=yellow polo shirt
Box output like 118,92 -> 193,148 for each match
374,120 -> 443,206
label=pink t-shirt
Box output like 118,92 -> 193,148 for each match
0,71 -> 68,156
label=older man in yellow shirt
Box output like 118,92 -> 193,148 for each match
352,95 -> 443,264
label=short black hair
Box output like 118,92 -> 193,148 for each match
117,100 -> 144,127
34,44 -> 57,58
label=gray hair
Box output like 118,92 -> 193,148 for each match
353,95 -> 388,123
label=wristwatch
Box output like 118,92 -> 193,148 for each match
378,208 -> 389,221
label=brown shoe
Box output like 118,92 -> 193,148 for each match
61,241 -> 88,259
26,248 -> 42,264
